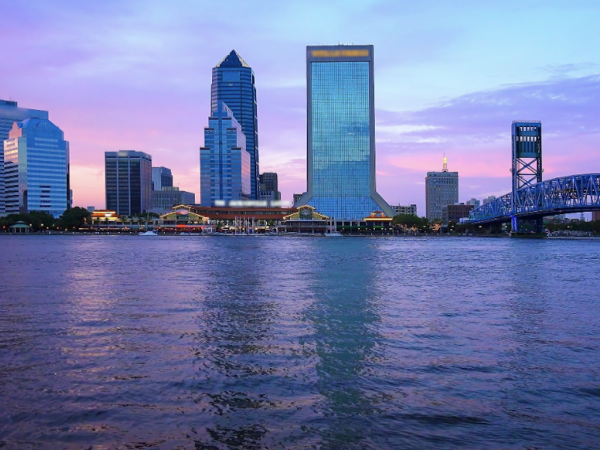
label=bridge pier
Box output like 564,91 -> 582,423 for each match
511,216 -> 544,234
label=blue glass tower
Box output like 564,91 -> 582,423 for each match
4,118 -> 70,217
200,101 -> 251,206
297,45 -> 393,220
211,50 -> 259,199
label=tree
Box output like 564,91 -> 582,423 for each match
57,207 -> 91,230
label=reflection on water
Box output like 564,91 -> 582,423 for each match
1,236 -> 600,449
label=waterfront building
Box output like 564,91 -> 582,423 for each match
152,166 -> 173,191
0,100 -> 49,215
392,204 -> 417,216
211,50 -> 259,199
259,172 -> 281,201
3,118 -> 70,217
593,211 -> 600,221
105,151 -> 152,216
442,203 -> 474,224
296,45 -> 393,220
199,101 -> 251,206
152,187 -> 195,214
154,205 -> 210,233
426,157 -> 458,221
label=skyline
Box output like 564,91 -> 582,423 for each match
2,1 -> 600,215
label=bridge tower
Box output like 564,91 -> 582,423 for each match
511,121 -> 543,232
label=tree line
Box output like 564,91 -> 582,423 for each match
0,207 -> 91,232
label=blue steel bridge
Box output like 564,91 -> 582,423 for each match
466,173 -> 600,225
465,121 -> 600,232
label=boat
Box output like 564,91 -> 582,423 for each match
139,230 -> 158,236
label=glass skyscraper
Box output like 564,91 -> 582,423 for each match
105,151 -> 152,215
297,45 -> 393,220
211,50 -> 259,199
199,101 -> 251,206
0,99 -> 49,215
3,118 -> 70,218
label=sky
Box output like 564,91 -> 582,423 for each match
1,0 -> 599,215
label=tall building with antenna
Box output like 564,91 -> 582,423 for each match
426,156 -> 459,221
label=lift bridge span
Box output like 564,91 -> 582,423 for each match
466,173 -> 600,226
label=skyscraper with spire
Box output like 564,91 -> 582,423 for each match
426,156 -> 458,221
211,50 -> 259,200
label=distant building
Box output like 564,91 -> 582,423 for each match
199,101 -> 251,206
105,151 -> 152,216
392,204 -> 417,216
467,198 -> 481,208
426,157 -> 458,221
212,50 -> 259,199
593,211 -> 600,221
482,195 -> 496,205
87,206 -> 96,212
152,187 -> 195,213
296,45 -> 393,219
293,193 -> 305,206
0,99 -> 50,216
3,118 -> 70,217
259,172 -> 281,201
152,167 -> 173,191
442,203 -> 474,224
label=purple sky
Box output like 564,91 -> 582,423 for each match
2,0 -> 599,214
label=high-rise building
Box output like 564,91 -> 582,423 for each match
293,193 -> 305,206
1,100 -> 49,215
467,198 -> 481,208
259,172 -> 281,201
152,167 -> 173,191
3,118 -> 70,217
199,101 -> 251,206
482,195 -> 496,205
426,157 -> 458,221
211,50 -> 259,199
296,45 -> 393,220
105,151 -> 152,216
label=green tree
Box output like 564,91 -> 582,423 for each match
57,207 -> 91,230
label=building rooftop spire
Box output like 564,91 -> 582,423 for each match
443,154 -> 448,172
215,50 -> 251,68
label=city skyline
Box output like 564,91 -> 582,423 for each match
1,1 -> 599,215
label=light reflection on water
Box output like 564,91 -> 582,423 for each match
1,235 -> 600,449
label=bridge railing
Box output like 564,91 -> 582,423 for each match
466,173 -> 600,223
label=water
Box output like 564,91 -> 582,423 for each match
1,235 -> 600,449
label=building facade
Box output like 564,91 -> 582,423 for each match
211,50 -> 259,199
426,157 -> 458,221
1,99 -> 50,215
152,166 -> 173,191
105,151 -> 152,216
392,204 -> 417,216
467,198 -> 481,208
200,101 -> 251,206
3,118 -> 70,217
151,187 -> 195,214
442,203 -> 474,224
296,45 -> 393,220
259,172 -> 281,201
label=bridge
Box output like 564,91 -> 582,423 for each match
465,121 -> 600,232
466,173 -> 600,226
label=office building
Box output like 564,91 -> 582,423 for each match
296,45 -> 393,220
152,187 -> 195,213
392,204 -> 417,216
442,203 -> 474,224
259,172 -> 281,201
152,167 -> 173,191
199,101 -> 251,206
293,193 -> 305,206
426,157 -> 458,221
3,118 -> 70,217
1,100 -> 50,215
482,195 -> 496,205
593,211 -> 600,221
105,151 -> 152,216
467,198 -> 481,208
211,50 -> 259,199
